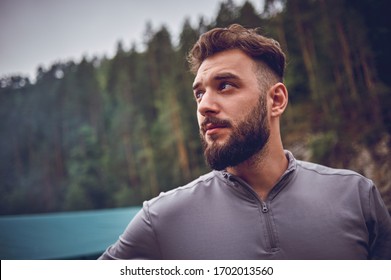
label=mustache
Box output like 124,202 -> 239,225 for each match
200,117 -> 232,134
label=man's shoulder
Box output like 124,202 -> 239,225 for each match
146,171 -> 221,208
295,159 -> 373,187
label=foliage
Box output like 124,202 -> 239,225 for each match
0,0 -> 390,215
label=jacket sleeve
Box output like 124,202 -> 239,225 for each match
98,201 -> 161,259
367,185 -> 391,259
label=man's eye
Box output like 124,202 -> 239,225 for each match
220,82 -> 233,91
194,91 -> 204,100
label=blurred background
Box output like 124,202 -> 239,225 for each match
0,0 -> 390,216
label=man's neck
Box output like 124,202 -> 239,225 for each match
226,146 -> 288,201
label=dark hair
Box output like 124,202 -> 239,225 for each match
188,24 -> 286,80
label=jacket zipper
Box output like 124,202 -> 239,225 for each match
223,172 -> 278,251
261,202 -> 278,250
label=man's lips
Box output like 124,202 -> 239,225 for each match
205,123 -> 227,134
201,118 -> 231,135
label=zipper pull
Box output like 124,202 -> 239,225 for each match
223,171 -> 231,180
262,203 -> 269,213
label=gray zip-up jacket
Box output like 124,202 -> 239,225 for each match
99,151 -> 391,259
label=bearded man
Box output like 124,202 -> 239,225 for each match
99,24 -> 391,260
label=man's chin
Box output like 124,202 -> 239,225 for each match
204,134 -> 229,146
203,145 -> 232,170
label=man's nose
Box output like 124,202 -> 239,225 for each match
197,90 -> 220,117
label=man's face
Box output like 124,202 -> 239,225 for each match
192,49 -> 270,170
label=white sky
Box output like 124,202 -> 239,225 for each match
0,0 -> 263,81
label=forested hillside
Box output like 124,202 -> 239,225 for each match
1,0 -> 390,215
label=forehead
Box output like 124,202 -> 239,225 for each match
193,49 -> 257,86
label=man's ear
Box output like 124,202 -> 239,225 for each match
269,82 -> 288,117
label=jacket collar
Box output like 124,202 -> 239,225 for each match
214,150 -> 297,201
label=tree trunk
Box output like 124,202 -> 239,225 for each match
169,91 -> 191,181
290,0 -> 327,113
335,20 -> 359,101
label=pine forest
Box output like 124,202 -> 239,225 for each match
1,0 -> 390,215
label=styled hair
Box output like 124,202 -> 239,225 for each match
188,24 -> 286,80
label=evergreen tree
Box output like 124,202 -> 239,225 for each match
0,0 -> 390,215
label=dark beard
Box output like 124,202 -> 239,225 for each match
200,95 -> 270,171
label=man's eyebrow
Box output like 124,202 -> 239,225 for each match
192,82 -> 201,91
214,72 -> 241,81
192,72 -> 241,90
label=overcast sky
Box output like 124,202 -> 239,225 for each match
0,0 -> 263,81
